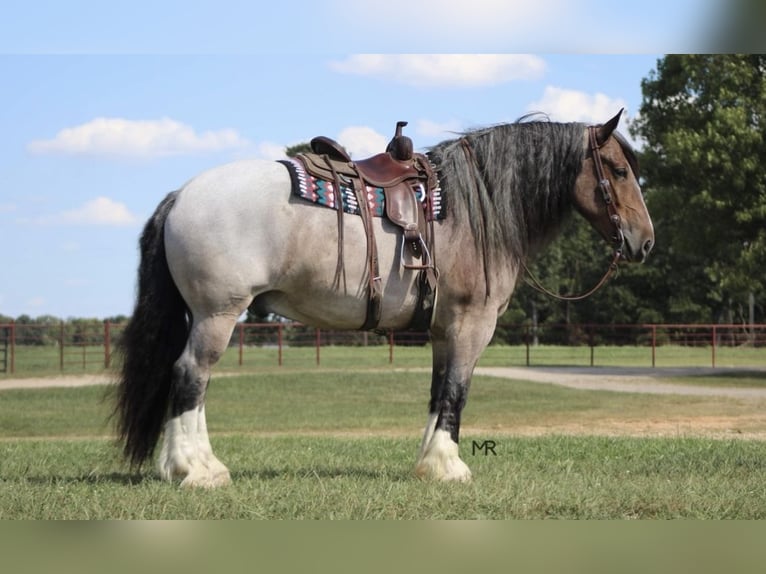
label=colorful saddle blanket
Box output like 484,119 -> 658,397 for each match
280,158 -> 446,221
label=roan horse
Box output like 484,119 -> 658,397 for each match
114,110 -> 654,487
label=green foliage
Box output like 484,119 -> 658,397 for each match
631,55 -> 766,323
284,142 -> 311,158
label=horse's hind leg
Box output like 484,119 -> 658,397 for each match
157,313 -> 239,488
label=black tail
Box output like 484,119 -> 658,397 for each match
113,191 -> 190,468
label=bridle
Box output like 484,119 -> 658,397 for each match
521,125 -> 625,301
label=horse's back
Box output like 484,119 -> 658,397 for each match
171,159 -> 289,230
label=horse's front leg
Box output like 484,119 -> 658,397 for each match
415,319 -> 495,482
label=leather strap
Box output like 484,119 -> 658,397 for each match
324,155 -> 347,293
351,178 -> 382,330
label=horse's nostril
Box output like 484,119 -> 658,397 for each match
643,239 -> 654,255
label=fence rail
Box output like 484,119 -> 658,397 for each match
0,321 -> 764,376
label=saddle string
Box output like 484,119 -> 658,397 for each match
459,138 -> 493,301
351,175 -> 382,330
324,156 -> 347,294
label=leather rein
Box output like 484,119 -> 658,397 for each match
521,125 -> 625,301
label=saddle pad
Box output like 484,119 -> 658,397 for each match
280,158 -> 446,221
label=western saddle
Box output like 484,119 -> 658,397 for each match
295,121 -> 439,331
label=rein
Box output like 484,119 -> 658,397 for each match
521,125 -> 625,302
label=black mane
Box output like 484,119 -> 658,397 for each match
427,121 -> 587,263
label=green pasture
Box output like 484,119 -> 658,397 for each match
3,341 -> 766,377
2,369 -> 766,518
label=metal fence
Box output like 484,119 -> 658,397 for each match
0,320 -> 764,375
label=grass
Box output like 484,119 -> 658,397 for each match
2,370 -> 766,518
2,435 -> 766,519
2,370 -> 766,438
665,371 -> 766,389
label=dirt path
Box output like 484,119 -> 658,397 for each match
0,374 -> 113,390
2,366 -> 765,398
475,366 -> 766,399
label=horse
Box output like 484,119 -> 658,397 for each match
114,110 -> 654,488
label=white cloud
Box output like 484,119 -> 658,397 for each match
329,54 -> 546,87
527,86 -> 644,148
27,197 -> 140,227
336,126 -> 388,158
414,119 -> 464,140
527,86 -> 629,124
256,142 -> 288,161
28,117 -> 252,158
0,203 -> 16,214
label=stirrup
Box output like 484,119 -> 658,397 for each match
400,233 -> 433,270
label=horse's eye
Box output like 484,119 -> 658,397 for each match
613,167 -> 628,178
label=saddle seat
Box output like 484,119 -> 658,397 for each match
309,127 -> 421,188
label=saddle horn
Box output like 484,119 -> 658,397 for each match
386,120 -> 414,161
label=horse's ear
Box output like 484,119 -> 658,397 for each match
596,108 -> 623,146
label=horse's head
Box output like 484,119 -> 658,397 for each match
573,109 -> 654,263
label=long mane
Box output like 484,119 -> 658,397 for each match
427,121 -> 587,264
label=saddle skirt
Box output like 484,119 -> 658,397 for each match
280,157 -> 445,222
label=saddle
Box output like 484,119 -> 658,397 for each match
295,121 -> 439,331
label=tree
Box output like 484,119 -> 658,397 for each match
284,142 -> 312,157
631,55 -> 766,324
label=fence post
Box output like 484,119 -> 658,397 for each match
10,320 -> 15,374
525,323 -> 530,366
0,323 -> 8,374
389,330 -> 394,364
315,328 -> 321,366
711,325 -> 717,368
59,321 -> 65,372
588,326 -> 595,367
278,323 -> 283,367
651,324 -> 656,368
104,320 -> 111,369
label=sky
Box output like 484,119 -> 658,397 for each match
0,1 -> 732,319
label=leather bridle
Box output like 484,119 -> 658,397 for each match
521,125 -> 625,301
588,125 -> 625,254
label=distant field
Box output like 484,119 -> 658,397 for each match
2,369 -> 766,518
3,341 -> 765,377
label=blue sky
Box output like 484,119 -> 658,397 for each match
0,1 -> 728,319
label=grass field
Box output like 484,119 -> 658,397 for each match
2,368 -> 766,519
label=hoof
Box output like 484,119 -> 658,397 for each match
415,429 -> 473,482
179,467 -> 232,489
